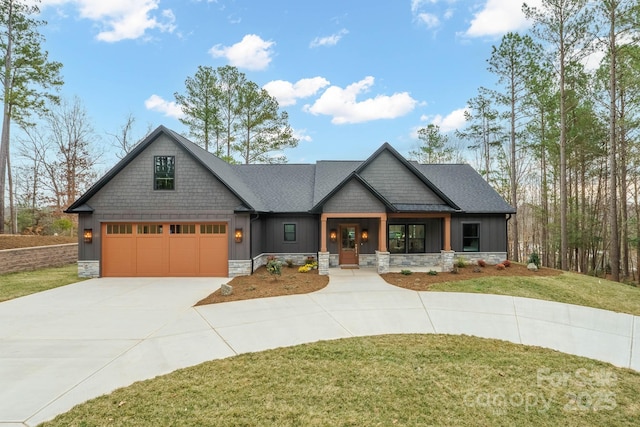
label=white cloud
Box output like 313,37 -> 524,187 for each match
263,77 -> 330,107
144,94 -> 183,119
430,108 -> 468,132
209,34 -> 275,71
310,29 -> 349,48
40,0 -> 176,42
465,0 -> 542,38
417,12 -> 440,29
293,128 -> 312,143
304,76 -> 417,125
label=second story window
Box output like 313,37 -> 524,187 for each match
154,156 -> 175,190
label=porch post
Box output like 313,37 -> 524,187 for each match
320,214 -> 328,252
443,214 -> 452,251
379,213 -> 387,252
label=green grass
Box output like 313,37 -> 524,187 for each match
427,272 -> 640,316
0,264 -> 85,302
40,334 -> 640,426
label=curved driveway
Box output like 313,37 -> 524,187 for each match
1,268 -> 638,426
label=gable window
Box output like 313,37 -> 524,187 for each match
284,223 -> 296,242
154,156 -> 175,190
462,223 -> 480,251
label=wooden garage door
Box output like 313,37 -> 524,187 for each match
102,223 -> 228,277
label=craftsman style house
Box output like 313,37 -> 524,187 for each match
65,126 -> 515,278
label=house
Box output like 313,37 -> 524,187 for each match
65,126 -> 515,278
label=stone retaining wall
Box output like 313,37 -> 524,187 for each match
0,243 -> 78,274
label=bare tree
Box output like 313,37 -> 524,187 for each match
109,113 -> 152,159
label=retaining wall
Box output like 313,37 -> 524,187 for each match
0,243 -> 78,274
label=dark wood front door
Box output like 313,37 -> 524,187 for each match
339,225 -> 359,265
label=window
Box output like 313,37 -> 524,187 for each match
154,156 -> 175,190
284,223 -> 296,242
388,224 -> 426,254
201,224 -> 226,234
170,224 -> 195,234
388,225 -> 405,253
137,224 -> 163,234
106,224 -> 132,234
407,224 -> 425,253
462,223 -> 480,251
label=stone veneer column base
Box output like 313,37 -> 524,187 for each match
228,260 -> 252,277
376,250 -> 390,274
441,250 -> 455,272
318,251 -> 330,275
78,260 -> 100,278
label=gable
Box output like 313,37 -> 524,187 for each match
359,150 -> 447,206
85,134 -> 241,213
323,179 -> 387,213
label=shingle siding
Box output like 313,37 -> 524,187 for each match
360,151 -> 444,205
323,179 -> 386,213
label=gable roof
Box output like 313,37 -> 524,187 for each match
66,126 -> 515,215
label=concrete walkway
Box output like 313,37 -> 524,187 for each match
1,268 -> 638,426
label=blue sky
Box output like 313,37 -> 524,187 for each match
36,0 -> 542,166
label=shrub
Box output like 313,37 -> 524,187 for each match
496,263 -> 506,270
450,266 -> 459,274
401,269 -> 412,275
477,259 -> 486,268
528,252 -> 540,268
428,270 -> 438,276
305,256 -> 316,265
455,257 -> 466,268
285,259 -> 294,268
266,257 -> 283,278
502,260 -> 511,267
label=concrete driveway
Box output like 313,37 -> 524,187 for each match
1,268 -> 639,426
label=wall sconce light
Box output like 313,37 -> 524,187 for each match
83,229 -> 93,244
329,229 -> 337,243
361,229 -> 369,243
235,228 -> 243,243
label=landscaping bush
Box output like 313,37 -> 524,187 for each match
455,257 -> 466,268
502,260 -> 511,267
266,256 -> 282,278
528,252 -> 540,268
401,269 -> 412,275
428,270 -> 438,276
496,263 -> 506,270
477,259 -> 486,267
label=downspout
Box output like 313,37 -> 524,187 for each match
250,213 -> 260,273
506,214 -> 512,260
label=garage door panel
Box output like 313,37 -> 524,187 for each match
199,235 -> 228,276
169,236 -> 198,276
136,236 -> 165,276
102,224 -> 136,277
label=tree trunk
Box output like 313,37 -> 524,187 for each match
608,6 -> 620,282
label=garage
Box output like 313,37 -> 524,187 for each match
101,223 -> 228,277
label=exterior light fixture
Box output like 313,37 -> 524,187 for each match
329,229 -> 337,243
83,229 -> 93,243
361,229 -> 369,243
235,228 -> 243,243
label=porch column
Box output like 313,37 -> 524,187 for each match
320,214 -> 328,252
379,213 -> 387,252
443,214 -> 451,251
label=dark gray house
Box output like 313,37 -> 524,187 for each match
65,126 -> 515,278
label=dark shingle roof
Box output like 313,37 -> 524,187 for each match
66,126 -> 515,215
415,164 -> 516,214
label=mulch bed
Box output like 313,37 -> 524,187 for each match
195,266 -> 330,305
381,263 -> 562,290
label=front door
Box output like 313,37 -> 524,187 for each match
339,225 -> 359,265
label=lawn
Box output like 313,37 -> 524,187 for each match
0,264 -> 85,302
39,334 -> 640,426
382,264 -> 640,316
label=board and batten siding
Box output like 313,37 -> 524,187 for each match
450,214 -> 507,253
257,215 -> 319,254
77,134 -> 244,262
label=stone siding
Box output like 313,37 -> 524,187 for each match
78,260 -> 100,278
0,244 -> 77,274
251,253 -> 318,272
228,260 -> 252,277
389,253 -> 441,268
